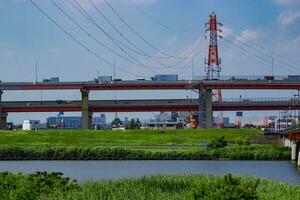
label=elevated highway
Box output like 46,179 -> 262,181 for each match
1,98 -> 299,113
1,77 -> 300,91
1,75 -> 300,129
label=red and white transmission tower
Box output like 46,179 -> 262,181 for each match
205,12 -> 224,128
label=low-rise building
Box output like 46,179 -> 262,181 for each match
47,115 -> 106,129
147,121 -> 183,130
22,120 -> 46,130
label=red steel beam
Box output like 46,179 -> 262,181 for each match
2,104 -> 300,113
6,83 -> 191,91
200,82 -> 300,90
2,81 -> 300,91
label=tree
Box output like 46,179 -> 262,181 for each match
128,119 -> 136,129
111,118 -> 122,128
128,118 -> 141,129
136,118 -> 141,129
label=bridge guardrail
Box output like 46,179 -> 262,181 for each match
220,97 -> 300,103
193,75 -> 293,81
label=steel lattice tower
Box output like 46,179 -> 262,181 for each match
205,12 -> 224,127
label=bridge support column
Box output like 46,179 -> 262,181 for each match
0,112 -> 7,130
0,90 -> 7,130
205,89 -> 213,129
291,141 -> 298,161
81,89 -> 92,130
198,87 -> 206,129
198,88 -> 213,129
297,150 -> 300,167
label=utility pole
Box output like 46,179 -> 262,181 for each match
271,58 -> 274,76
190,58 -> 194,100
35,60 -> 43,103
298,90 -> 300,126
35,60 -> 38,83
113,60 -> 116,82
192,58 -> 194,81
113,60 -> 118,119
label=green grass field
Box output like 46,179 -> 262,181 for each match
0,129 -> 262,147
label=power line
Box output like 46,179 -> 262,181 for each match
51,1 -> 138,66
51,0 -> 166,72
222,38 -> 289,74
222,40 -> 283,72
68,0 -> 203,65
221,39 -> 291,75
226,22 -> 299,70
102,0 -> 191,59
223,37 -> 298,74
70,0 -> 181,71
127,0 -> 201,33
29,0 -> 146,78
86,0 -> 194,69
70,0 -> 160,73
223,30 -> 299,73
66,0 -> 149,57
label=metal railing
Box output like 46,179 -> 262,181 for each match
220,97 -> 300,103
193,75 -> 300,82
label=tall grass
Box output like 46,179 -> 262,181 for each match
51,174 -> 300,200
0,146 -> 214,160
2,172 -> 298,200
212,145 -> 291,160
0,145 -> 290,160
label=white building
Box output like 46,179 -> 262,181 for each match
22,120 -> 46,130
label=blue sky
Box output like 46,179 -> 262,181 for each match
1,0 -> 300,124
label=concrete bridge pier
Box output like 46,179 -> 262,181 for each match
198,88 -> 213,129
205,89 -> 213,128
198,88 -> 206,129
297,149 -> 300,167
81,89 -> 93,130
0,90 -> 7,130
290,141 -> 300,167
0,112 -> 8,130
291,141 -> 298,161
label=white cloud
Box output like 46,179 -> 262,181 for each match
236,29 -> 259,43
278,10 -> 300,25
0,50 -> 16,60
221,26 -> 234,38
50,48 -> 63,55
279,34 -> 300,53
167,37 -> 178,45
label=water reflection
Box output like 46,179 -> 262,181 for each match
0,161 -> 299,184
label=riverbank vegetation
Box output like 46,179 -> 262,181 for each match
0,145 -> 290,160
0,129 -> 262,147
0,129 -> 288,160
1,172 -> 299,200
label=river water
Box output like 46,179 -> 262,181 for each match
0,160 -> 299,184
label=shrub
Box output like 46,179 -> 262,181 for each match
0,171 -> 79,200
208,135 -> 227,149
189,174 -> 260,200
236,136 -> 251,146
